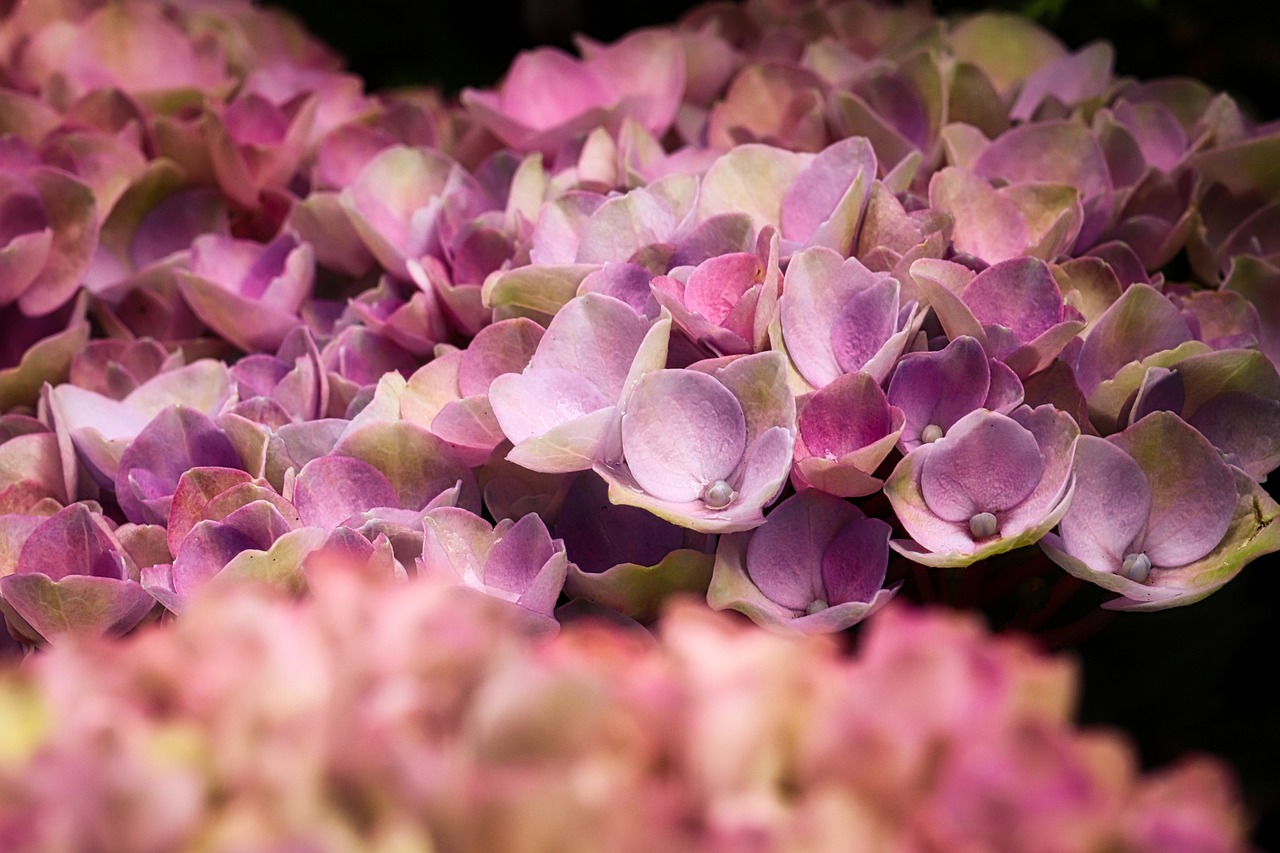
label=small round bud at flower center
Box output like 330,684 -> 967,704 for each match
701,479 -> 736,509
921,424 -> 944,444
1121,552 -> 1152,582
969,511 -> 998,539
806,599 -> 829,615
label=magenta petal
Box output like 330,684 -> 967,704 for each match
920,411 -> 1045,522
171,521 -> 257,595
821,516 -> 892,605
683,252 -> 762,327
830,277 -> 900,375
1057,435 -> 1152,574
961,257 -> 1064,344
457,318 -> 544,398
579,262 -> 659,316
293,455 -> 399,530
745,490 -> 857,611
1189,391 -> 1280,480
887,336 -> 990,449
166,467 -> 258,556
140,563 -> 183,613
1074,283 -> 1193,394
781,136 -> 877,245
621,369 -> 747,503
115,405 -> 242,526
219,501 -> 295,552
483,513 -> 555,597
489,368 -> 613,446
0,573 -> 153,639
498,48 -> 613,129
799,372 -> 893,459
1115,412 -> 1237,567
529,293 -> 651,396
16,503 -> 125,581
928,167 -> 1029,264
333,421 -> 478,514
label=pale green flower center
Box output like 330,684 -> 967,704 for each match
969,512 -> 999,539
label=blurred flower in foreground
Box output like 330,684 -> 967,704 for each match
0,568 -> 1249,851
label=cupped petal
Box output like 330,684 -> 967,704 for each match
582,28 -> 686,134
781,136 -> 877,249
490,368 -> 613,447
292,455 -> 399,530
1114,412 -> 1236,568
1104,469 -> 1280,610
620,369 -> 747,504
472,47 -> 612,131
997,404 -> 1081,537
708,528 -> 897,635
695,144 -> 812,233
504,406 -> 616,474
15,503 -> 125,581
780,247 -> 895,388
1055,435 -> 1152,575
919,410 -> 1045,522
1075,283 -> 1193,395
339,145 -> 462,278
482,513 -> 559,604
821,516 -> 893,606
683,252 -> 763,327
830,276 -> 900,375
333,421 -> 478,514
166,466 -> 256,556
961,257 -> 1065,346
456,318 -> 544,398
744,489 -> 858,611
1188,392 -> 1280,481
171,520 -> 258,596
887,335 -> 990,450
0,573 -> 153,640
798,371 -> 895,460
527,292 -> 652,396
928,167 -> 1029,263
214,526 -> 328,597
114,405 -> 242,526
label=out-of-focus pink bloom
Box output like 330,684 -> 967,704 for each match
176,232 -> 315,354
462,29 -> 686,155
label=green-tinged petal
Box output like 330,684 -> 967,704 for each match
213,526 -> 329,596
1045,468 -> 1280,611
707,532 -> 897,634
695,144 -> 812,232
0,303 -> 89,412
565,548 -> 713,622
0,574 -> 154,641
482,264 -> 598,323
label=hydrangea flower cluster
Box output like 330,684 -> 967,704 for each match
0,569 -> 1250,851
2,0 -> 1280,648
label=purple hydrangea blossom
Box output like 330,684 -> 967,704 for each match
708,489 -> 896,634
1041,412 -> 1280,610
886,406 -> 1079,567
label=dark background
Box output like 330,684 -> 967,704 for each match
269,0 -> 1280,845
274,0 -> 1280,121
